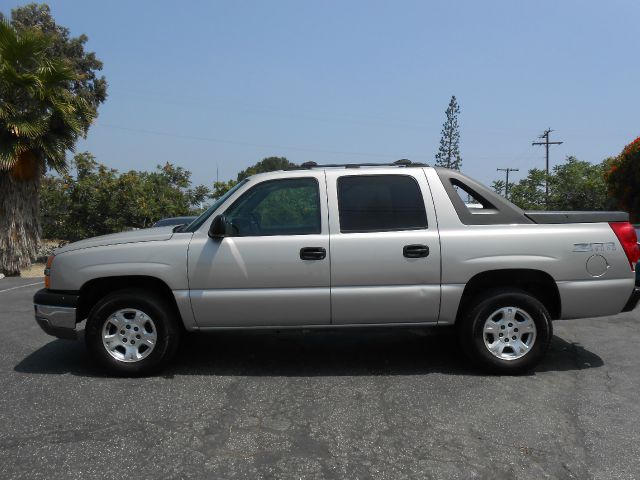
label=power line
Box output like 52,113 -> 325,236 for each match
532,128 -> 563,207
98,122 -> 424,160
109,88 -> 438,131
496,167 -> 519,199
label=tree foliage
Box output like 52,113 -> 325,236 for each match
212,156 -> 298,199
548,157 -> 611,210
606,136 -> 640,222
507,168 -> 547,210
2,3 -> 107,121
41,153 -> 210,241
503,156 -> 610,211
490,179 -> 507,196
238,156 -> 296,180
0,19 -> 93,172
434,96 -> 462,170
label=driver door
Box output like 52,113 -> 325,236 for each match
187,173 -> 331,327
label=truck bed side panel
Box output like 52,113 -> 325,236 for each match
423,169 -> 635,322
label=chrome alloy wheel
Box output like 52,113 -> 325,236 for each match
482,306 -> 537,361
101,309 -> 157,363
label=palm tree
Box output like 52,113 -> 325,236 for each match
0,21 -> 94,275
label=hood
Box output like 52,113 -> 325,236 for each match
56,227 -> 176,254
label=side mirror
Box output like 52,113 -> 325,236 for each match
208,214 -> 227,239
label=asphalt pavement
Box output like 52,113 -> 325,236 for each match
1,276 -> 639,479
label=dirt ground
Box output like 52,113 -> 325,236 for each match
19,263 -> 46,278
11,239 -> 63,279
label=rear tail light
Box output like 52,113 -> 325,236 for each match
609,222 -> 639,270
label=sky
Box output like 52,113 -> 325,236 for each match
2,0 -> 638,187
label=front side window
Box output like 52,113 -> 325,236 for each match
337,175 -> 427,233
224,178 -> 321,236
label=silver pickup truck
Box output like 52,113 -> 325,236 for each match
33,162 -> 640,375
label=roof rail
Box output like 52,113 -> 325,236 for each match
294,159 -> 428,170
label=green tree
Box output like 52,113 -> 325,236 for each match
606,137 -> 640,222
507,169 -> 547,210
237,156 -> 296,180
41,153 -> 118,240
434,96 -> 462,170
0,19 -> 98,274
491,179 -> 506,196
212,156 -> 298,199
1,3 -> 107,113
506,157 -> 609,211
212,179 -> 239,200
40,154 -> 211,241
39,174 -> 71,240
548,156 -> 609,210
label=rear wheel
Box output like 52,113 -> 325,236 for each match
458,289 -> 552,374
85,290 -> 181,376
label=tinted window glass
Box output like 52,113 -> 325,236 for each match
337,175 -> 427,232
224,178 -> 321,236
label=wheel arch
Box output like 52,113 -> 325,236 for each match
77,276 -> 184,326
456,269 -> 561,322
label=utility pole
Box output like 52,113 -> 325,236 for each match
532,128 -> 563,207
496,167 -> 519,199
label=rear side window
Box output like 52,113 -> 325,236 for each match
337,175 -> 427,233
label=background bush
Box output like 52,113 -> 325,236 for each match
40,153 -> 210,241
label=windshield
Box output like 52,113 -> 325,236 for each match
183,179 -> 249,232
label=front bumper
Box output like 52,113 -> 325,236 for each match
33,289 -> 80,340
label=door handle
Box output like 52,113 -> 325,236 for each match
300,247 -> 326,260
403,244 -> 429,258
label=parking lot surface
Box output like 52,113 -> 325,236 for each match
1,276 -> 639,479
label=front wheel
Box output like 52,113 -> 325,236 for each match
458,289 -> 553,374
85,290 -> 181,376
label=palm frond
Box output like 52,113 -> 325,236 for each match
0,21 -> 92,173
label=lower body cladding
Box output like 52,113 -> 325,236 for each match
188,288 -> 330,328
187,285 -> 441,329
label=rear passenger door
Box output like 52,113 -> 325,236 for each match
326,169 -> 441,324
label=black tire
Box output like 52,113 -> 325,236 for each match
85,289 -> 181,376
457,289 -> 553,374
